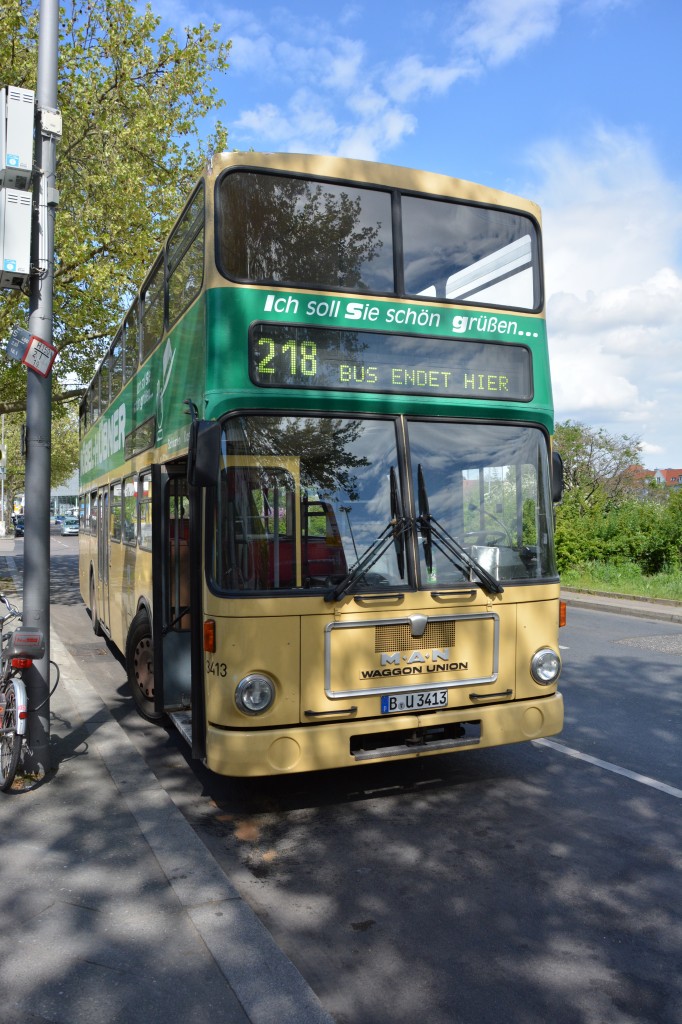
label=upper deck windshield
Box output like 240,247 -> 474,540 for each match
217,172 -> 394,292
210,416 -> 556,595
216,170 -> 541,311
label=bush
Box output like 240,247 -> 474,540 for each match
555,489 -> 682,577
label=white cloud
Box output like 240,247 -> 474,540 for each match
385,56 -> 472,104
234,91 -> 340,153
456,0 -> 563,66
326,38 -> 366,90
227,32 -> 273,71
533,128 -> 682,464
534,127 -> 682,297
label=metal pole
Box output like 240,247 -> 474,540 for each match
23,0 -> 58,777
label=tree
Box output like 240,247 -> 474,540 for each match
0,0 -> 231,414
1,406 -> 80,528
50,404 -> 80,487
554,420 -> 642,507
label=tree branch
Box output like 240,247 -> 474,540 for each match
0,387 -> 84,416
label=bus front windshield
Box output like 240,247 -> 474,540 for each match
211,416 -> 556,594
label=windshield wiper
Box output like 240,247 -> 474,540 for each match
325,467 -> 409,603
417,465 -> 504,595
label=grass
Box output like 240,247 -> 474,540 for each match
561,560 -> 682,602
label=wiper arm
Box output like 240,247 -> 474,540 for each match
416,465 -> 503,596
325,468 -> 409,603
423,515 -> 504,594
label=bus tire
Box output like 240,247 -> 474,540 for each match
90,575 -> 103,637
126,611 -> 164,722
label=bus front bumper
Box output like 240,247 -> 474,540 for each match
204,692 -> 564,777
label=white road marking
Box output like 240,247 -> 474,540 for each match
534,737 -> 682,799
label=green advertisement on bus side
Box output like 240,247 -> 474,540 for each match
80,305 -> 206,484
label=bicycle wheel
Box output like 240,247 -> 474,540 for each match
0,681 -> 22,792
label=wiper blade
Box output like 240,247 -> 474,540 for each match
325,468 -> 409,603
417,463 -> 502,595
417,465 -> 433,574
390,465 -> 406,578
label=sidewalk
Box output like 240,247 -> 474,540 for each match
0,545 -> 333,1024
562,587 -> 682,624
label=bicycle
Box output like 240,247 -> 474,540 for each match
0,593 -> 46,792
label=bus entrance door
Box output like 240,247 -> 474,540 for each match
151,464 -> 192,716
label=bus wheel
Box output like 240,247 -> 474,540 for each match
126,612 -> 164,722
89,576 -> 103,637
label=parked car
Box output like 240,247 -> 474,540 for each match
13,515 -> 24,538
61,516 -> 79,536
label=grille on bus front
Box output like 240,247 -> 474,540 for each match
374,621 -> 456,653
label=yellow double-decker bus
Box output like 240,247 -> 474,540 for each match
79,151 -> 564,777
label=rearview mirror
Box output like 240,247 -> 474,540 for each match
187,419 -> 221,488
552,450 -> 564,503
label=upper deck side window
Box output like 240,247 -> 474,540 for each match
141,257 -> 165,363
168,183 -> 205,326
216,170 -> 394,294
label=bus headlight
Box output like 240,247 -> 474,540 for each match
530,648 -> 561,685
235,674 -> 275,715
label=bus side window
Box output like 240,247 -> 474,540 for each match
123,476 -> 137,544
89,490 -> 98,534
110,481 -> 122,542
139,472 -> 152,550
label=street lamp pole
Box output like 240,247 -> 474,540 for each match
23,0 -> 59,776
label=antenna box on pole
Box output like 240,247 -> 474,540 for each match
0,86 -> 35,190
0,188 -> 32,288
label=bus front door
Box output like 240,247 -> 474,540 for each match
151,464 -> 193,715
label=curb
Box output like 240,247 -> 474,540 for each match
561,589 -> 682,625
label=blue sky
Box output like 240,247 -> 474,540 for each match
158,0 -> 682,469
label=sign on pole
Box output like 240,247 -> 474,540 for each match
4,325 -> 57,376
5,324 -> 30,361
22,333 -> 57,376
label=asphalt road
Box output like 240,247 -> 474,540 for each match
22,537 -> 682,1023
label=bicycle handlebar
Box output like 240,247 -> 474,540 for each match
0,593 -> 21,627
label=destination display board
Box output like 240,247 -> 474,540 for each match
249,323 -> 533,401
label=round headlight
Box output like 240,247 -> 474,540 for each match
235,674 -> 275,715
530,647 -> 561,685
